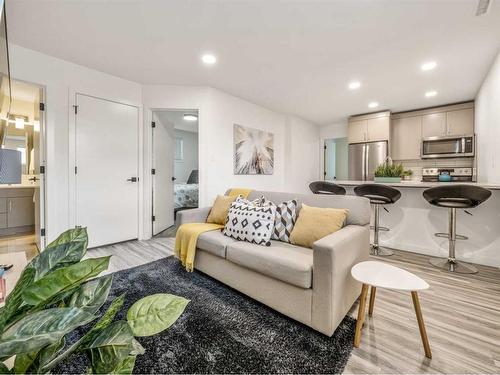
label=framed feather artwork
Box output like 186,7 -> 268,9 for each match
233,124 -> 274,175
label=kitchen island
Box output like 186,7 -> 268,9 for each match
329,180 -> 500,268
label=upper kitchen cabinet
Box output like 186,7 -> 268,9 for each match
446,108 -> 474,136
419,103 -> 474,138
348,111 -> 390,144
392,115 -> 422,160
422,112 -> 447,138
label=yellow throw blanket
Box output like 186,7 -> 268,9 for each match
174,188 -> 252,271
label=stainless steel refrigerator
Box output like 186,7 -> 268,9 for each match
348,141 -> 388,181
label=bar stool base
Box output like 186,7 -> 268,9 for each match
371,245 -> 394,257
435,232 -> 468,240
429,257 -> 478,274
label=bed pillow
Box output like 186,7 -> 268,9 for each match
207,195 -> 238,225
290,204 -> 348,249
223,200 -> 276,246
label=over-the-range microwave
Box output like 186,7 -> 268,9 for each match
421,135 -> 474,159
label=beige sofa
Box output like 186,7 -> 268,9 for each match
177,190 -> 371,336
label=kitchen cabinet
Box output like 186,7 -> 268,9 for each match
392,116 -> 422,160
348,112 -> 390,144
422,112 -> 447,138
348,119 -> 367,143
447,108 -> 474,136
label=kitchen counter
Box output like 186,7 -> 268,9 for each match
327,179 -> 500,268
331,180 -> 500,190
0,184 -> 39,189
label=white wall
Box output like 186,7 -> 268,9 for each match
9,44 -> 142,243
174,129 -> 198,183
476,49 -> 500,184
284,116 -> 320,194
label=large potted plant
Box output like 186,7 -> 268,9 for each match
0,228 -> 188,374
374,161 -> 404,183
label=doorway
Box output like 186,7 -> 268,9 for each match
324,137 -> 348,181
152,109 -> 199,237
0,78 -> 46,260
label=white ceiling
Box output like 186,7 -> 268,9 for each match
155,110 -> 199,133
6,0 -> 500,125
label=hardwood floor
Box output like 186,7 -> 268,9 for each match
345,250 -> 500,374
0,233 -> 39,262
5,227 -> 500,373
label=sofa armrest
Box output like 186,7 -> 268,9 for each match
177,207 -> 212,225
311,224 -> 370,336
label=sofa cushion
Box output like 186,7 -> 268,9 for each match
197,230 -> 237,258
226,240 -> 313,289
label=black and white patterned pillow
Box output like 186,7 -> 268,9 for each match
223,200 -> 276,246
263,198 -> 298,243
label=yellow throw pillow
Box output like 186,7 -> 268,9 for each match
290,204 -> 348,248
206,195 -> 237,225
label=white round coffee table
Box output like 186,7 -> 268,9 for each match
351,261 -> 432,359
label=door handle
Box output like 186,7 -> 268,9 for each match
127,177 -> 138,182
28,177 -> 39,182
171,177 -> 176,182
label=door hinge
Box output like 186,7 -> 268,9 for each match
151,121 -> 156,128
151,168 -> 156,175
40,165 -> 45,174
152,215 -> 156,222
40,228 -> 46,236
73,105 -> 78,115
324,145 -> 327,150
74,166 -> 78,174
39,103 -> 45,111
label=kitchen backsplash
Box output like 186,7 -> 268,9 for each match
393,158 -> 474,181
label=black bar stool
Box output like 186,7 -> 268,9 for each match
423,184 -> 491,274
309,181 -> 346,195
354,184 -> 401,256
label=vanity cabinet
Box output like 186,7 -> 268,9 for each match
348,111 -> 390,144
391,116 -> 422,160
0,188 -> 35,233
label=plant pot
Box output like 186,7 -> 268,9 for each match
374,176 -> 401,183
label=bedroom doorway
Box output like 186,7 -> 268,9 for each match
152,109 -> 199,237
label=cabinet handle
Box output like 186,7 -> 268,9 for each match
9,201 -> 12,212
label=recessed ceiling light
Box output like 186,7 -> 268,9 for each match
348,81 -> 361,90
183,114 -> 198,121
421,61 -> 437,71
425,90 -> 438,97
368,102 -> 379,109
201,54 -> 217,65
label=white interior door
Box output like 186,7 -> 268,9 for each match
152,113 -> 174,235
75,94 -> 139,248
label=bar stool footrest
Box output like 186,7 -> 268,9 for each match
371,226 -> 389,232
370,245 -> 394,257
435,232 -> 468,240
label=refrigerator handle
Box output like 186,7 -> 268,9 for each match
362,143 -> 367,181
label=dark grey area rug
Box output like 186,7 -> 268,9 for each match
56,257 -> 356,374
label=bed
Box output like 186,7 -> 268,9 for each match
174,183 -> 199,209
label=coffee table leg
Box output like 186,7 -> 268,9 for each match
354,284 -> 369,348
411,291 -> 432,359
369,286 -> 376,317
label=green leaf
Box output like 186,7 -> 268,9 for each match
0,362 -> 9,374
127,293 -> 189,337
13,350 -> 39,374
29,228 -> 88,281
0,308 -> 95,357
22,257 -> 111,306
37,337 -> 65,371
85,321 -> 135,374
0,268 -> 36,332
68,275 -> 113,314
110,355 -> 136,374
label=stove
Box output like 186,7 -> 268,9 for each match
422,167 -> 475,182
